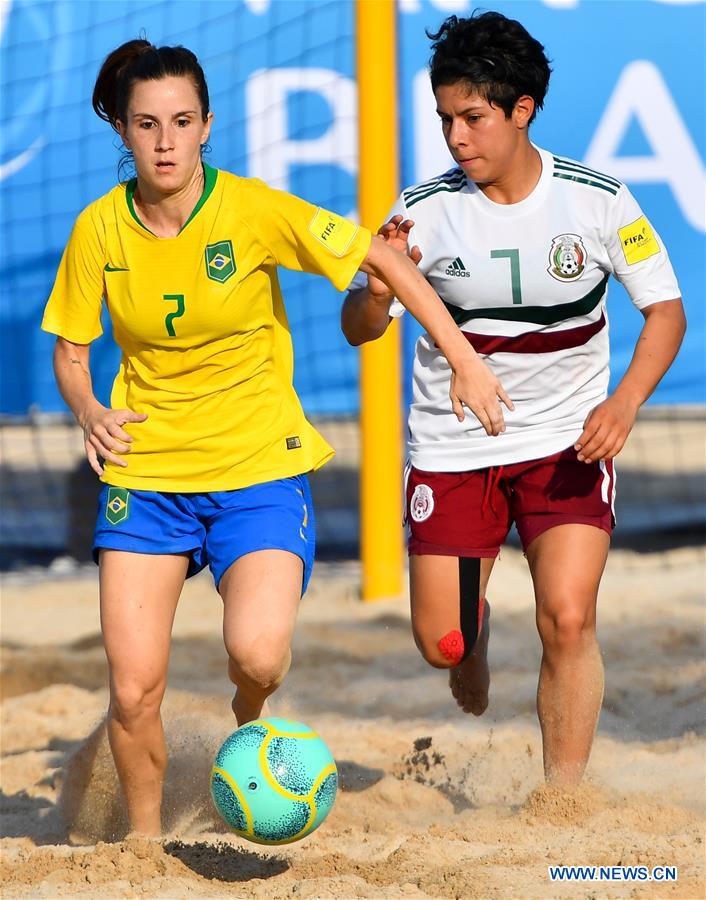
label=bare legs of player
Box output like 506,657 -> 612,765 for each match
220,549 -> 303,727
410,556 -> 496,715
410,524 -> 609,788
527,524 -> 609,787
100,549 -> 188,838
99,548 -> 303,836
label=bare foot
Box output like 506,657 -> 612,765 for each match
449,600 -> 490,716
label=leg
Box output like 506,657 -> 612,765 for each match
99,549 -> 187,836
220,549 -> 303,726
410,554 -> 496,715
526,524 -> 610,787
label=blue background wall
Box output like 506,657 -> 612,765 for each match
1,0 -> 704,416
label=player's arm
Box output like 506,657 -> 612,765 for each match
342,216 -> 421,345
250,186 -> 511,434
341,287 -> 393,345
575,298 -> 685,463
53,337 -> 147,476
358,235 -> 514,436
576,187 -> 686,464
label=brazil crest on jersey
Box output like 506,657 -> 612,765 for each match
42,165 -> 372,491
351,147 -> 680,471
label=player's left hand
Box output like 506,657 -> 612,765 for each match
574,394 -> 640,463
450,355 -> 514,436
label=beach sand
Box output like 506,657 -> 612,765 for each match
1,546 -> 704,898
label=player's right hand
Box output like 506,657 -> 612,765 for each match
449,356 -> 513,436
368,215 -> 423,301
81,403 -> 148,476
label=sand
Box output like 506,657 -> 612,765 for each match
1,546 -> 705,899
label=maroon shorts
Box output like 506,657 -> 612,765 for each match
406,447 -> 615,557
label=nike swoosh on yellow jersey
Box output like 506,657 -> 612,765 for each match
104,263 -> 129,272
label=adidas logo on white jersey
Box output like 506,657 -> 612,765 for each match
445,257 -> 470,277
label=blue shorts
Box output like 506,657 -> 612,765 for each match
93,474 -> 315,594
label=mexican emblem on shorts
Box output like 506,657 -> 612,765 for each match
105,487 -> 130,525
205,240 -> 236,283
547,233 -> 587,281
410,484 -> 434,522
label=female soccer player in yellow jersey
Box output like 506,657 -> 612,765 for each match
344,12 -> 685,789
42,39 -> 510,836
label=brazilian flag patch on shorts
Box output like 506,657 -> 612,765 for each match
106,487 -> 130,525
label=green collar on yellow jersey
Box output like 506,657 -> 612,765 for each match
125,163 -> 218,236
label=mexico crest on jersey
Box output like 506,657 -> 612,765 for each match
410,484 -> 434,522
205,240 -> 236,283
547,233 -> 587,281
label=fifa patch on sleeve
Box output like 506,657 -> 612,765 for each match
618,216 -> 660,265
308,208 -> 359,257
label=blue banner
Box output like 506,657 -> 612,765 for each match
1,0 -> 704,415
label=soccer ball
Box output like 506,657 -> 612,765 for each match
210,717 -> 338,844
559,248 -> 579,275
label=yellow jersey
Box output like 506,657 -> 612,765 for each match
42,164 -> 371,491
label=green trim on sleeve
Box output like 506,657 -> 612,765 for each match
403,169 -> 465,204
552,157 -> 621,189
552,172 -> 618,196
406,182 -> 466,209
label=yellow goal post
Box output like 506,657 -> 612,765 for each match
356,0 -> 403,601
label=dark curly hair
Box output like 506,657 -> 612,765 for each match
428,11 -> 552,124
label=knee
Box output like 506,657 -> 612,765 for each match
538,603 -> 596,653
228,643 -> 290,694
110,677 -> 165,729
413,628 -> 461,670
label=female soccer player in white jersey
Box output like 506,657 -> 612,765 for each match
344,11 -> 685,787
41,39 -> 509,836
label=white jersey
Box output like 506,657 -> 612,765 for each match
351,147 -> 680,471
